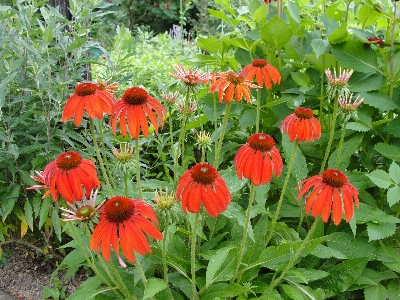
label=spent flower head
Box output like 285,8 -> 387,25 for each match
325,68 -> 353,101
338,94 -> 364,121
169,65 -> 212,87
161,91 -> 179,105
112,143 -> 135,173
175,98 -> 197,116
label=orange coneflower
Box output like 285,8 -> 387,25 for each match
210,72 -> 260,103
90,196 -> 163,267
169,65 -> 212,86
62,82 -> 115,127
26,170 -> 52,199
110,87 -> 166,139
234,133 -> 283,186
176,163 -> 231,218
42,151 -> 100,204
240,59 -> 281,90
296,169 -> 359,225
280,107 -> 321,142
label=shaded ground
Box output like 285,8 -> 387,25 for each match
0,245 -> 88,300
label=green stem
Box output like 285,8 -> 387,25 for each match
109,261 -> 136,299
264,218 -> 321,295
213,93 -> 217,134
97,119 -> 116,189
191,213 -> 200,299
234,183 -> 255,282
162,214 -> 174,299
89,119 -> 113,196
320,96 -> 339,173
265,140 -> 298,246
135,259 -> 148,286
124,171 -> 129,197
98,255 -> 131,299
335,120 -> 348,169
174,85 -> 191,185
169,106 -> 174,151
214,102 -> 231,168
135,138 -> 143,199
256,89 -> 261,133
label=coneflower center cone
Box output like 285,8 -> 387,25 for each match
227,73 -> 244,85
294,107 -> 314,119
251,58 -> 269,68
248,133 -> 275,151
321,169 -> 347,187
76,206 -> 95,219
75,82 -> 97,96
104,197 -> 134,223
191,163 -> 217,184
122,87 -> 148,105
56,152 -> 82,170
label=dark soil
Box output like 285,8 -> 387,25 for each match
0,245 -> 88,300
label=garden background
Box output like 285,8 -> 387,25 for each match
1,0 -> 400,299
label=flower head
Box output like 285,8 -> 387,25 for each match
42,151 -> 100,204
90,196 -> 162,267
338,93 -> 364,121
112,143 -> 135,173
240,59 -> 281,89
280,107 -> 321,142
296,169 -> 359,225
95,78 -> 119,94
175,98 -> 197,116
60,189 -> 105,222
169,65 -> 212,86
235,133 -> 283,186
62,82 -> 115,127
196,131 -> 212,152
110,87 -> 166,139
176,163 -> 231,218
325,68 -> 353,100
161,91 -> 179,105
26,170 -> 51,199
210,72 -> 261,103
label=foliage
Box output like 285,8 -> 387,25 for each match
1,0 -> 400,299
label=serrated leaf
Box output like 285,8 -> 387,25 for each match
220,167 -> 247,193
206,246 -> 238,286
385,118 -> 400,138
51,205 -> 62,242
388,162 -> 400,184
2,185 -> 20,221
328,26 -> 349,44
239,108 -> 257,129
367,222 -> 396,241
367,169 -> 393,189
364,283 -> 388,300
143,278 -> 167,299
196,36 -> 220,54
325,232 -> 376,259
387,186 -> 400,206
332,40 -> 380,73
292,72 -> 310,86
285,281 -> 325,300
374,143 -> 400,162
310,257 -> 368,298
282,134 -> 308,182
348,72 -> 383,92
261,16 -> 293,49
39,197 -> 52,229
328,132 -> 364,169
311,244 -> 347,259
361,92 -> 400,112
346,122 -> 371,132
201,283 -> 250,300
311,39 -> 329,59
24,200 -> 34,232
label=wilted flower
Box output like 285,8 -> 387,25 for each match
169,65 -> 212,86
240,59 -> 281,89
325,68 -> 353,100
161,91 -> 179,105
235,133 -> 283,186
26,170 -> 51,199
296,169 -> 359,225
112,143 -> 135,173
176,163 -> 231,218
90,196 -> 163,267
62,82 -> 115,127
42,151 -> 100,204
280,107 -> 322,142
95,78 -> 119,93
210,72 -> 261,103
338,93 -> 364,121
110,87 -> 166,139
154,188 -> 176,211
60,189 -> 105,222
175,98 -> 197,116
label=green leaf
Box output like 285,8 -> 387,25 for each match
284,281 -> 325,300
208,9 -> 228,22
346,122 -> 371,132
310,257 -> 368,298
24,200 -> 34,232
220,167 -> 247,193
328,26 -> 349,44
374,143 -> 400,162
206,246 -> 238,286
281,134 -> 308,182
367,222 -> 396,241
385,117 -> 400,138
2,185 -> 20,221
235,48 -> 252,66
255,183 -> 270,206
253,3 -> 268,23
387,186 -> 400,206
364,284 -> 388,300
388,51 -> 400,82
325,232 -> 376,259
239,108 -> 257,129
51,205 -> 62,242
328,132 -> 364,169
387,280 -> 400,300
367,169 -> 393,189
200,283 -> 250,300
349,72 -> 384,92
352,203 -> 400,224
143,278 -> 167,299
39,197 -> 52,229
311,244 -> 347,259
361,92 -> 400,112
261,16 -> 293,49
0,72 -> 18,109
196,36 -> 220,54
291,72 -> 310,86
42,286 -> 59,300
331,40 -> 380,73
388,162 -> 400,184
305,53 -> 336,71
66,276 -> 108,300
311,39 -> 329,59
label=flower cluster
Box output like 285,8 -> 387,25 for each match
325,68 -> 353,101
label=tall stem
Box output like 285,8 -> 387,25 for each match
214,102 -> 231,168
89,119 -> 113,196
265,140 -> 298,246
256,89 -> 261,133
191,213 -> 200,299
264,218 -> 321,295
135,138 -> 143,199
162,214 -> 174,299
135,259 -> 148,286
335,120 -> 348,169
97,119 -> 116,188
320,96 -> 339,173
234,183 -> 255,281
123,171 -> 129,197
